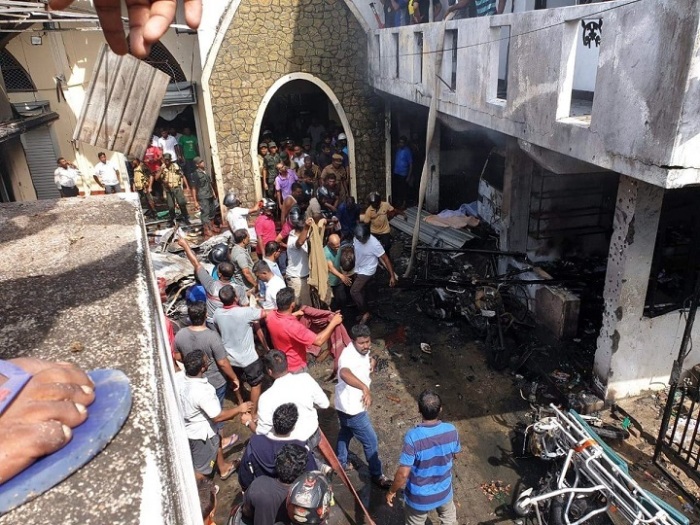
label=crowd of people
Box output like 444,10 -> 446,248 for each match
380,0 -> 506,26
164,125 -> 462,524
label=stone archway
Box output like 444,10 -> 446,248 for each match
250,72 -> 356,201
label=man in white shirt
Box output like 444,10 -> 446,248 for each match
93,152 -> 122,193
286,208 -> 312,306
291,145 -> 309,169
246,350 -> 329,447
224,193 -> 260,243
263,241 -> 283,279
158,129 -> 179,159
53,157 -> 82,197
334,324 -> 392,489
351,224 -> 397,324
179,350 -> 253,481
253,260 -> 286,309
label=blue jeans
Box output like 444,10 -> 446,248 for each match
215,383 -> 227,432
336,410 -> 383,478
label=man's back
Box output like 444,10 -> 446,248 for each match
213,306 -> 262,368
256,373 -> 329,441
242,476 -> 290,525
230,244 -> 254,288
400,421 -> 461,511
239,433 -> 315,491
174,327 -> 227,390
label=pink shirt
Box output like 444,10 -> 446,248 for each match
255,214 -> 277,255
266,311 -> 317,372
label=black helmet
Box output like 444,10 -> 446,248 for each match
354,223 -> 370,243
223,192 -> 241,208
208,243 -> 229,265
288,205 -> 305,229
369,192 -> 381,208
287,471 -> 333,525
262,198 -> 277,211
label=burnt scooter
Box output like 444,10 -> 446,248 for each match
514,404 -> 689,525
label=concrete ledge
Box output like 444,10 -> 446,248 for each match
0,195 -> 199,524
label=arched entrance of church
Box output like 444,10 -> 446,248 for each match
251,73 -> 355,201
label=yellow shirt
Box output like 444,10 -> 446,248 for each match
362,201 -> 394,235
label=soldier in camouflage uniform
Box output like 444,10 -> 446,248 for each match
158,153 -> 191,226
130,157 -> 156,219
192,156 -> 221,239
262,141 -> 281,199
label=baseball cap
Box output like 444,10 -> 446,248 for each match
332,153 -> 343,160
163,153 -> 172,160
193,156 -> 203,164
337,133 -> 347,141
268,141 -> 277,147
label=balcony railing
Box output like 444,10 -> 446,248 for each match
368,0 -> 700,188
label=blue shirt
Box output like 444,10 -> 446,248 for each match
337,201 -> 359,236
394,146 -> 413,177
400,421 -> 461,512
475,0 -> 497,16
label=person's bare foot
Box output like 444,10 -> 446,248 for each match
0,358 -> 95,484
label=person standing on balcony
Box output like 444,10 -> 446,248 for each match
445,0 -> 505,19
392,136 -> 412,208
381,0 -> 409,27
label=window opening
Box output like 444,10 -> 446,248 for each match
0,49 -> 35,92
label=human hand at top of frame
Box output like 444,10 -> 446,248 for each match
47,0 -> 202,58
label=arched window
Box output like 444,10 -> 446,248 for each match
0,49 -> 35,92
144,42 -> 186,84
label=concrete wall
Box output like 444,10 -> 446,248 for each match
368,0 -> 700,188
208,0 -> 385,204
594,176 -> 700,399
5,27 -> 201,196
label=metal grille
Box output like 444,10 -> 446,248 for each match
0,49 -> 35,92
144,42 -> 186,84
20,125 -> 61,200
655,383 -> 700,492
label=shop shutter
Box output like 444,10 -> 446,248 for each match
20,126 -> 60,200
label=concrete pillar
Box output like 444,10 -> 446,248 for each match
500,138 -> 534,254
594,175 -> 665,400
425,122 -> 440,213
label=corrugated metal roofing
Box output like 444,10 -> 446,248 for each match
390,207 -> 476,249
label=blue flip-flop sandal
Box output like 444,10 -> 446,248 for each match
0,362 -> 132,514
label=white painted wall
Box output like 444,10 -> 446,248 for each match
6,24 -> 200,195
369,0 -> 700,188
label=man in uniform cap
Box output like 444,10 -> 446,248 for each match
263,142 -> 281,199
158,152 -> 192,226
192,156 -> 220,239
321,153 -> 350,201
131,156 -> 157,218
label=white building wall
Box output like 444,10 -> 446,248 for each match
6,26 -> 200,196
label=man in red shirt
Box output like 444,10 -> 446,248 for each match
266,287 -> 343,373
144,141 -> 163,198
254,198 -> 278,257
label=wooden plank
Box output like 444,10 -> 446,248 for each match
73,44 -> 169,158
128,65 -> 169,159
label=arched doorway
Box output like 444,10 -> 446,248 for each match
250,73 -> 356,201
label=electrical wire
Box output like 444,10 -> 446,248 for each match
376,0 -> 645,60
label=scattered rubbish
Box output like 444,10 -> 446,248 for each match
667,417 -> 699,449
386,395 -> 401,404
480,480 -> 511,502
551,370 -> 570,383
420,343 -> 432,354
69,341 -> 84,353
389,350 -> 403,358
435,384 -> 441,387
466,375 -> 476,382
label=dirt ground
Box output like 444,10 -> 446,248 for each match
212,281 -> 551,525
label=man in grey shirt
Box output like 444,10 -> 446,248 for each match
231,228 -> 257,291
175,301 -> 244,475
214,285 -> 269,417
178,238 -> 248,320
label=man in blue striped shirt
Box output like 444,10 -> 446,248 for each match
386,390 -> 461,525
